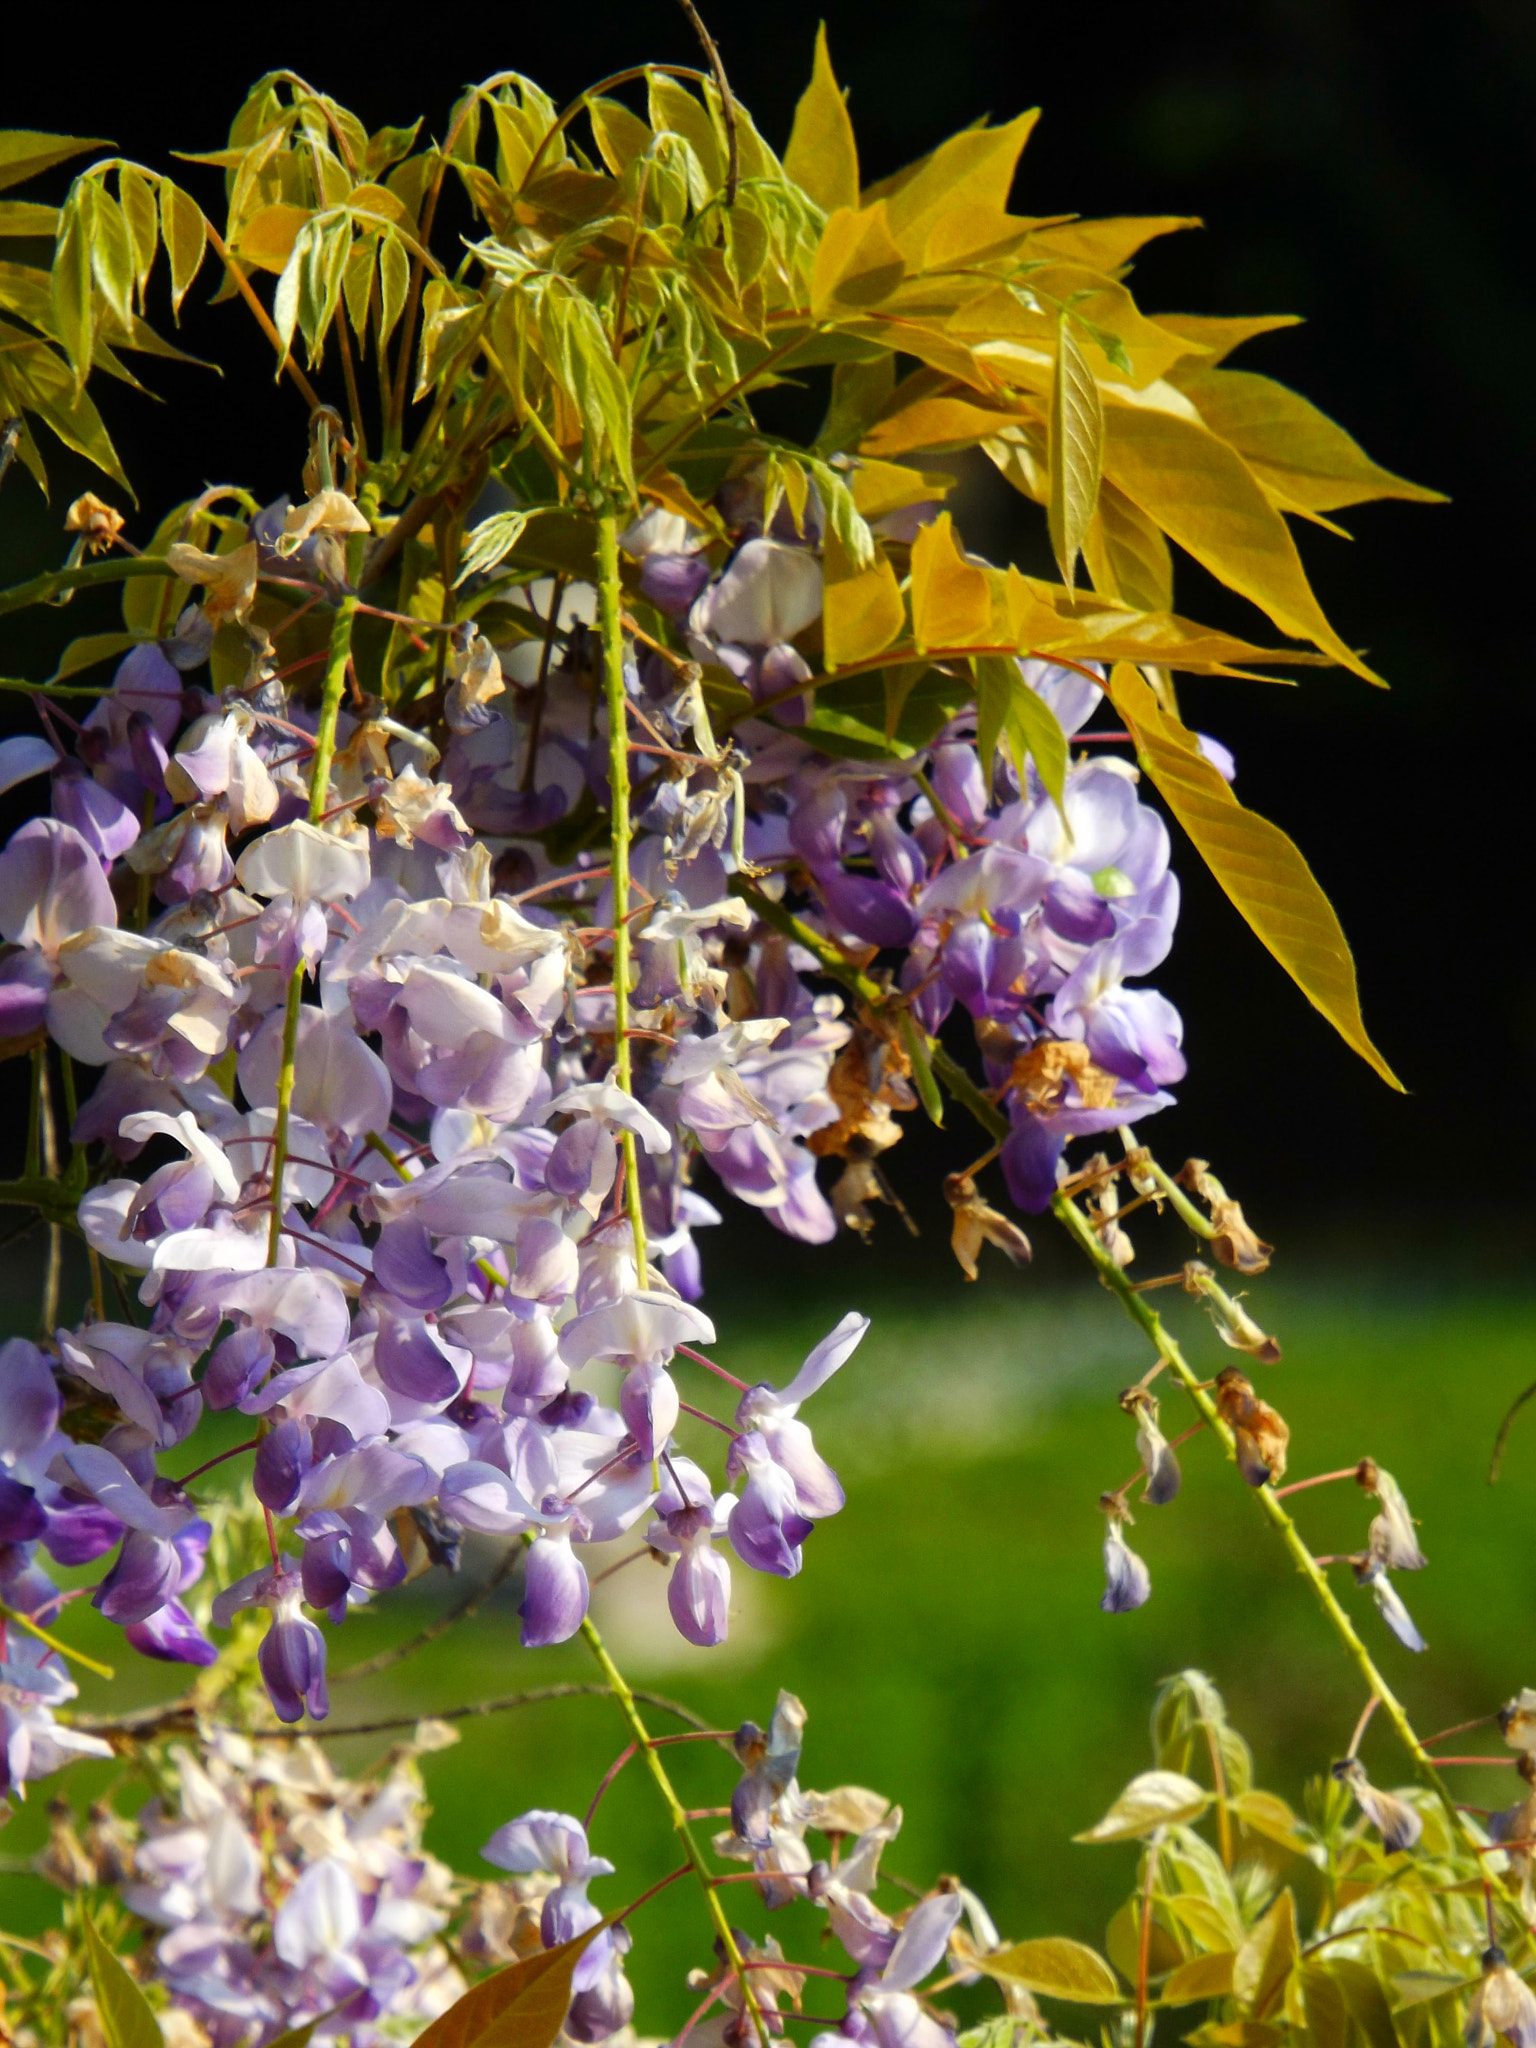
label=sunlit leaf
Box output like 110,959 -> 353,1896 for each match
1082,478 -> 1172,612
50,184 -> 93,388
1021,214 -> 1201,272
1102,393 -> 1382,683
910,511 -> 991,651
1231,1790 -> 1308,1854
0,201 -> 59,238
88,188 -> 136,327
1047,311 -> 1102,590
455,510 -> 533,586
0,318 -> 127,489
811,204 -> 906,318
1233,1891 -> 1297,2019
979,1938 -> 1122,2005
0,133 -> 109,196
411,1929 -> 600,2048
1174,363 -> 1447,515
973,655 -> 1067,812
866,111 -> 1039,267
864,394 -> 1033,461
784,25 -> 859,215
1110,663 -> 1402,1088
823,535 -> 905,669
158,180 -> 205,317
1154,312 -> 1304,366
84,1913 -> 162,2048
239,203 -> 312,273
1164,1953 -> 1238,2006
50,632 -> 150,683
119,169 -> 158,302
1074,1770 -> 1210,1843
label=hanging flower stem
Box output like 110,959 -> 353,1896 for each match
581,1615 -> 769,2044
596,510 -> 650,1286
265,594 -> 358,1266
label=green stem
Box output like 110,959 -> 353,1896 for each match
596,512 -> 649,1285
307,597 -> 358,827
0,555 -> 175,619
735,881 -> 1476,1854
1048,1184 -> 1479,1855
0,1601 -> 113,1681
581,1616 -> 767,2043
266,596 -> 357,1266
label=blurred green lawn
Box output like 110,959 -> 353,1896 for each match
3,1260 -> 1535,2032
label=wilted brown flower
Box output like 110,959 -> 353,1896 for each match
1178,1159 -> 1272,1274
1213,1366 -> 1290,1486
943,1172 -> 1031,1281
1183,1260 -> 1281,1362
64,493 -> 125,554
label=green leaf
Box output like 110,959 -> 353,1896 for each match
1047,312 -> 1102,590
979,1937 -> 1122,2005
972,654 -> 1067,813
119,169 -> 159,303
0,318 -> 128,490
84,1913 -> 163,2048
455,509 -> 532,586
784,25 -> 859,214
1296,1964 -> 1350,2048
378,231 -> 409,350
410,1928 -> 601,2048
1074,1770 -> 1210,1843
1173,363 -> 1446,515
0,133 -> 109,196
1083,478 -> 1173,613
898,1010 -> 943,1127
88,189 -> 135,327
50,184 -> 94,389
0,202 -> 59,238
1231,1790 -> 1308,1854
822,535 -> 905,670
157,180 -> 206,316
1232,1890 -> 1296,2019
50,632 -> 149,683
1163,1953 -> 1238,2006
1110,663 -> 1402,1089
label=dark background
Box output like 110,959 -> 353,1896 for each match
2,0 -> 1529,1262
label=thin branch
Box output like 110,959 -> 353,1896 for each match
332,1544 -> 521,1683
674,0 -> 739,205
245,1682 -> 715,1741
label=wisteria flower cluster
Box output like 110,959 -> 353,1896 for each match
0,32 -> 1484,2048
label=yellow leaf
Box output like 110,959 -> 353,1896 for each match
587,97 -> 653,177
1075,1769 -> 1210,1843
411,1929 -> 601,2048
1154,312 -> 1303,367
848,459 -> 952,523
810,203 -> 906,317
1232,1890 -> 1297,2018
1102,396 -> 1384,683
347,182 -> 409,226
238,204 -> 312,274
1173,364 -> 1446,515
784,25 -> 859,214
1111,664 -> 1401,1087
1047,312 -> 1103,589
980,1937 -> 1122,2004
1231,1789 -> 1309,1854
869,112 -> 1039,267
1164,1953 -> 1238,2006
647,75 -> 724,190
862,393 -> 1033,460
909,512 -> 991,650
1082,478 -> 1172,612
1020,214 -> 1202,271
1016,264 -> 1206,388
823,534 -> 905,669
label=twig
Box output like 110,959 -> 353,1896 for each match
1489,1379 -> 1536,1481
333,1544 -> 522,1682
246,1682 -> 715,1741
671,8 -> 738,205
